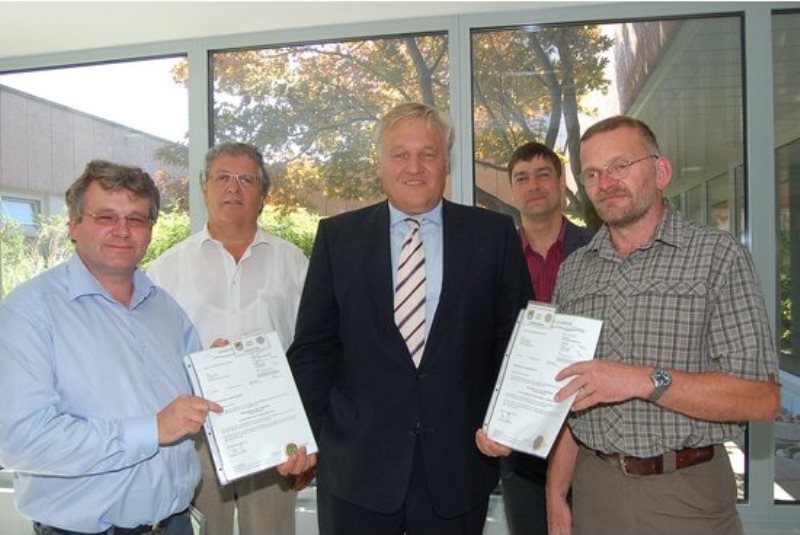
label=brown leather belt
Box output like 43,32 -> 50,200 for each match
596,445 -> 714,476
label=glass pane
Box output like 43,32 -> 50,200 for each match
708,174 -> 729,231
211,33 -> 449,242
0,57 -> 189,296
472,15 -> 747,499
686,184 -> 705,224
1,197 -> 38,226
774,9 -> 800,504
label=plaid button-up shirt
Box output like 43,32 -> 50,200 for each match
554,204 -> 779,457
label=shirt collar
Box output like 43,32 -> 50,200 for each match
67,253 -> 154,308
519,217 -> 567,253
388,200 -> 443,228
200,224 -> 270,248
588,200 -> 683,256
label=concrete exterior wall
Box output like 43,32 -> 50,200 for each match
0,85 -> 186,217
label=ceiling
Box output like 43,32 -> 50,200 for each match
0,1 -> 547,60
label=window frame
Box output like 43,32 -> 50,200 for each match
0,194 -> 41,236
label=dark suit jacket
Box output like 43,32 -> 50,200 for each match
287,199 -> 531,518
504,218 -> 594,480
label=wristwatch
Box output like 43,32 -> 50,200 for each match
648,367 -> 672,402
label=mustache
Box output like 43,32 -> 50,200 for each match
523,189 -> 547,200
594,186 -> 630,202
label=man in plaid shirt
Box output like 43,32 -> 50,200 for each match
545,116 -> 780,535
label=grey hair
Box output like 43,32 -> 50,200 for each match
65,160 -> 160,224
373,102 -> 455,162
202,142 -> 271,196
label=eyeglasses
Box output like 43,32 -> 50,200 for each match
82,212 -> 152,229
579,155 -> 658,187
209,173 -> 259,188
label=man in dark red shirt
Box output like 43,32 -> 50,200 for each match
501,141 -> 593,535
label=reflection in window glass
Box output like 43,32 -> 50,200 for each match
774,10 -> 800,504
670,193 -> 684,214
0,58 -> 189,295
211,34 -> 449,229
1,196 -> 39,227
472,15 -> 747,498
708,174 -> 729,232
686,184 -> 705,225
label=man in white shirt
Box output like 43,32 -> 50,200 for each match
148,142 -> 310,535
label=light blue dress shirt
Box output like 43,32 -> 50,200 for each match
388,201 -> 443,342
0,254 -> 202,532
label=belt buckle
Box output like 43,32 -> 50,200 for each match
619,455 -> 630,476
149,521 -> 163,533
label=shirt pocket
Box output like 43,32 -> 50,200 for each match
627,279 -> 710,369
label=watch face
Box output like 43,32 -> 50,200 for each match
649,368 -> 671,402
652,368 -> 672,388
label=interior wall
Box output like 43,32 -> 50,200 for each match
0,1 -> 570,61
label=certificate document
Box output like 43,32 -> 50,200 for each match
483,302 -> 602,459
184,331 -> 318,485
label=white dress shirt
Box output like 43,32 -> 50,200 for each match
147,225 -> 309,350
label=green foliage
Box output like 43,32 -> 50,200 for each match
172,28 -> 612,224
140,210 -> 191,271
780,223 -> 792,350
258,205 -> 320,257
203,35 -> 450,212
472,26 -> 613,223
0,216 -> 72,297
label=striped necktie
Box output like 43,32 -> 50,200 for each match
394,218 -> 426,367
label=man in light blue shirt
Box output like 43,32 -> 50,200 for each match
0,160 -> 222,535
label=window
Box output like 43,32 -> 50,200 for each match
0,195 -> 39,235
774,9 -> 800,504
0,3 -> 797,529
211,33 -> 449,238
472,14 -> 749,499
0,56 -> 189,294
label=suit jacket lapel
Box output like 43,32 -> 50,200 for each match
421,200 -> 465,366
364,202 -> 416,367
365,201 -> 395,324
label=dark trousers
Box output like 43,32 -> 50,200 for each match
501,469 -> 547,535
317,441 -> 489,535
32,511 -> 191,535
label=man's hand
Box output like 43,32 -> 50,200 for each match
211,338 -> 229,348
547,494 -> 573,535
277,447 -> 318,491
157,394 -> 223,446
475,428 -> 512,458
554,360 -> 651,411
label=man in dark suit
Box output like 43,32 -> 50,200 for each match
500,141 -> 593,535
284,102 -> 531,535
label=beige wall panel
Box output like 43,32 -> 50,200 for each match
26,98 -> 53,192
0,91 -> 29,190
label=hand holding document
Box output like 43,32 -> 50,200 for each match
184,331 -> 317,485
483,302 -> 602,458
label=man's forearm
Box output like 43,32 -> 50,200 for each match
547,425 -> 578,501
656,370 -> 780,422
